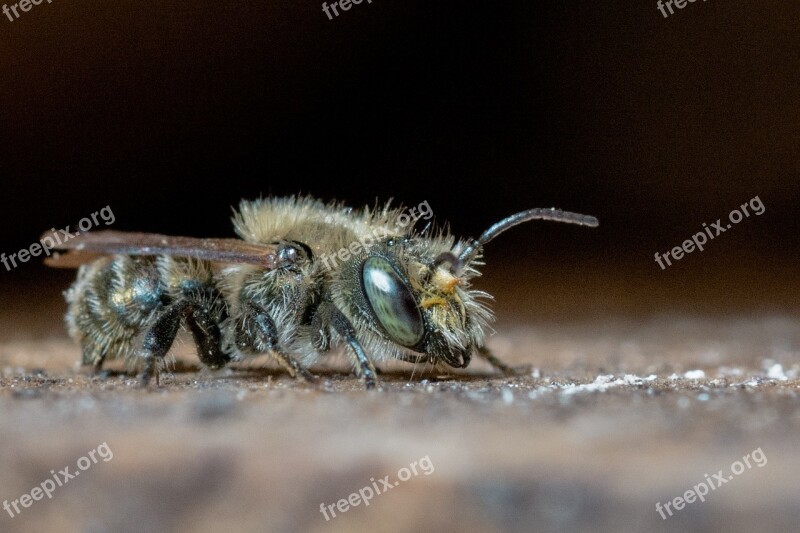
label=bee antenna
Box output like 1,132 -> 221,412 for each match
452,208 -> 599,272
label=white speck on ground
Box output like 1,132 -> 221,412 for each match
765,362 -> 789,381
559,374 -> 654,396
501,388 -> 514,405
683,370 -> 706,379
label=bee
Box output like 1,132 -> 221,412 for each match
46,196 -> 598,388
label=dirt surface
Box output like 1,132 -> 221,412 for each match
1,303 -> 799,533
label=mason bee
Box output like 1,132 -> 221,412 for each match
46,196 -> 598,388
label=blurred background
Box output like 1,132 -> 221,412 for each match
2,0 -> 798,321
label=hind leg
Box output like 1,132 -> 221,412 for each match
140,298 -> 232,387
186,303 -> 231,369
139,302 -> 183,386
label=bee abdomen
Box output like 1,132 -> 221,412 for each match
65,256 -> 165,366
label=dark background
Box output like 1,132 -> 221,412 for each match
2,0 -> 798,316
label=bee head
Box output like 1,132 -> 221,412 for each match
354,239 -> 485,369
347,208 -> 598,370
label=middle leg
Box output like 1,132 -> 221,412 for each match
234,301 -> 315,382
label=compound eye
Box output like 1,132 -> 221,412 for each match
361,256 -> 424,348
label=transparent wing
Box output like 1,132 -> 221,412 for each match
43,231 -> 279,269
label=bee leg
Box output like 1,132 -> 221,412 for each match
270,348 -> 317,383
83,346 -> 108,376
185,305 -> 231,369
139,303 -> 183,387
319,302 -> 378,389
237,302 -> 315,382
310,316 -> 331,353
311,311 -> 372,379
476,345 -> 532,376
78,339 -> 117,377
140,356 -> 157,387
91,358 -> 109,379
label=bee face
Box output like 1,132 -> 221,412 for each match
336,236 -> 488,369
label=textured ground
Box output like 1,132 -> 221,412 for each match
2,303 -> 800,532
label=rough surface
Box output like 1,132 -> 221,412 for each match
1,298 -> 799,533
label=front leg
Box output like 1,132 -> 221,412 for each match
314,301 -> 377,389
476,345 -> 532,376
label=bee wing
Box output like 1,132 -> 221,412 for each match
43,230 -> 280,269
43,250 -> 108,268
